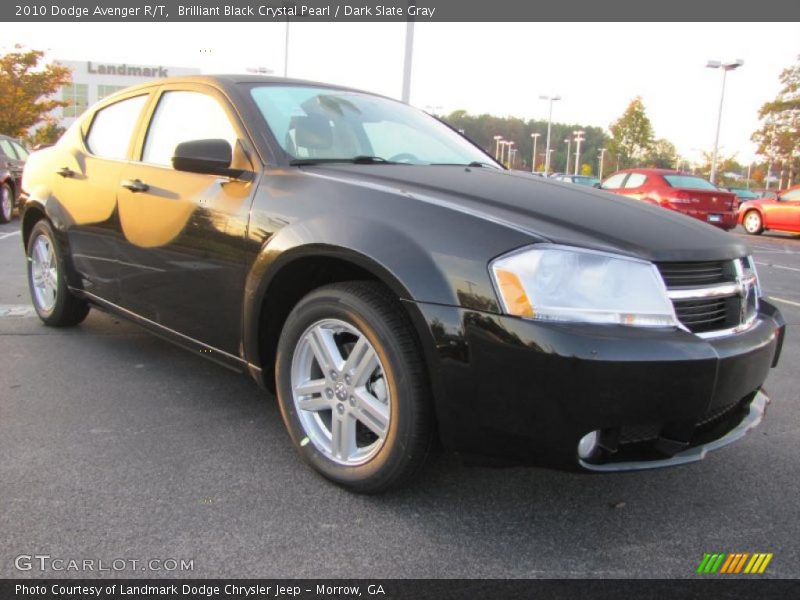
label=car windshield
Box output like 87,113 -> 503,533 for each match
573,176 -> 599,186
249,85 -> 498,167
730,188 -> 759,199
663,175 -> 719,191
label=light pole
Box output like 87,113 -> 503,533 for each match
598,148 -> 607,179
494,135 -> 503,161
573,130 -> 585,176
509,148 -> 517,169
746,162 -> 752,189
706,59 -> 744,184
284,21 -> 290,77
401,20 -> 415,103
540,94 -> 561,175
530,133 -> 540,173
506,141 -> 515,168
563,138 -> 571,175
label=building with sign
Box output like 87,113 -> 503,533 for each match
55,59 -> 201,128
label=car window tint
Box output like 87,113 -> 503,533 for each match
781,189 -> 800,201
663,175 -> 718,190
0,139 -> 16,160
11,141 -> 29,160
86,95 -> 148,160
142,91 -> 238,167
624,173 -> 647,188
601,173 -> 627,189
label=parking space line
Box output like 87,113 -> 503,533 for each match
755,261 -> 800,273
0,230 -> 21,240
768,296 -> 800,309
0,304 -> 36,317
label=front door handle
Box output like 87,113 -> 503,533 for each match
121,179 -> 149,193
57,167 -> 75,178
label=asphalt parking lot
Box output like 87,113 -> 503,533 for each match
1,218 -> 799,579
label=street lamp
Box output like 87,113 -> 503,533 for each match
494,135 -> 503,161
530,132 -> 540,173
563,138 -> 571,175
509,148 -> 518,169
540,94 -> 561,175
706,59 -> 744,184
598,148 -> 607,179
506,141 -> 515,168
573,130 -> 585,176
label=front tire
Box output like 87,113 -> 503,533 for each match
743,210 -> 764,235
26,219 -> 90,326
0,182 -> 13,223
275,281 -> 435,493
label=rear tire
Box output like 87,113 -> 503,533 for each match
0,182 -> 12,223
743,210 -> 764,235
26,219 -> 90,327
275,281 -> 435,493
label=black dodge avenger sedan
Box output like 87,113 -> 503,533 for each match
20,76 -> 784,492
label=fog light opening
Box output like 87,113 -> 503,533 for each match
578,430 -> 600,460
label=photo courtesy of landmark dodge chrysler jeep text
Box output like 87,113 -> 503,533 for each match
19,76 -> 785,493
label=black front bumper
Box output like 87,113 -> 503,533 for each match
409,299 -> 785,470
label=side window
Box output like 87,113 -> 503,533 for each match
601,173 -> 628,189
624,173 -> 648,188
0,139 -> 16,159
142,91 -> 238,167
11,141 -> 29,160
781,189 -> 800,201
86,95 -> 148,160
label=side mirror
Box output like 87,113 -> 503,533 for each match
593,182 -> 602,189
172,139 -> 245,178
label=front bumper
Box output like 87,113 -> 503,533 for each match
409,299 -> 785,470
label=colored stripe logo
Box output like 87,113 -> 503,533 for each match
696,553 -> 773,574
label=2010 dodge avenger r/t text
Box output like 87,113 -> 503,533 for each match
19,76 -> 785,493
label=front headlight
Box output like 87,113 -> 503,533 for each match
490,244 -> 679,327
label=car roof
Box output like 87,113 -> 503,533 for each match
103,74 -> 379,99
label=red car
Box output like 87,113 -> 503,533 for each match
600,168 -> 738,230
739,184 -> 800,235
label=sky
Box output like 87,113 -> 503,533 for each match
4,21 -> 799,164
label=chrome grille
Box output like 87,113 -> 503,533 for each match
656,258 -> 758,338
657,261 -> 729,288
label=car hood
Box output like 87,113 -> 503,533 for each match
304,165 -> 749,262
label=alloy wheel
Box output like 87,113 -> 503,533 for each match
290,318 -> 391,466
30,234 -> 58,312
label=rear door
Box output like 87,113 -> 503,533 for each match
620,172 -> 649,201
768,188 -> 800,231
116,84 -> 258,355
57,93 -> 151,303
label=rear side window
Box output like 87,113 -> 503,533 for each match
624,173 -> 647,188
86,95 -> 148,160
142,91 -> 238,167
11,141 -> 29,160
663,175 -> 718,190
601,173 -> 627,189
0,139 -> 16,159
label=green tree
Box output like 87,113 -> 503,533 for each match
645,138 -> 677,169
752,56 -> 800,186
0,46 -> 72,138
608,97 -> 654,169
25,118 -> 66,147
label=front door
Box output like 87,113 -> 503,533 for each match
115,87 -> 257,355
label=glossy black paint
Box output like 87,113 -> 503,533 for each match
20,75 -> 784,469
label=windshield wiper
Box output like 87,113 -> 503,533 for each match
430,161 -> 499,169
289,156 -> 393,166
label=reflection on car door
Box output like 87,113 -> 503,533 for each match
58,94 -> 150,303
116,86 -> 257,355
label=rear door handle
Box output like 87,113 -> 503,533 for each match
121,179 -> 149,193
57,167 -> 75,178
